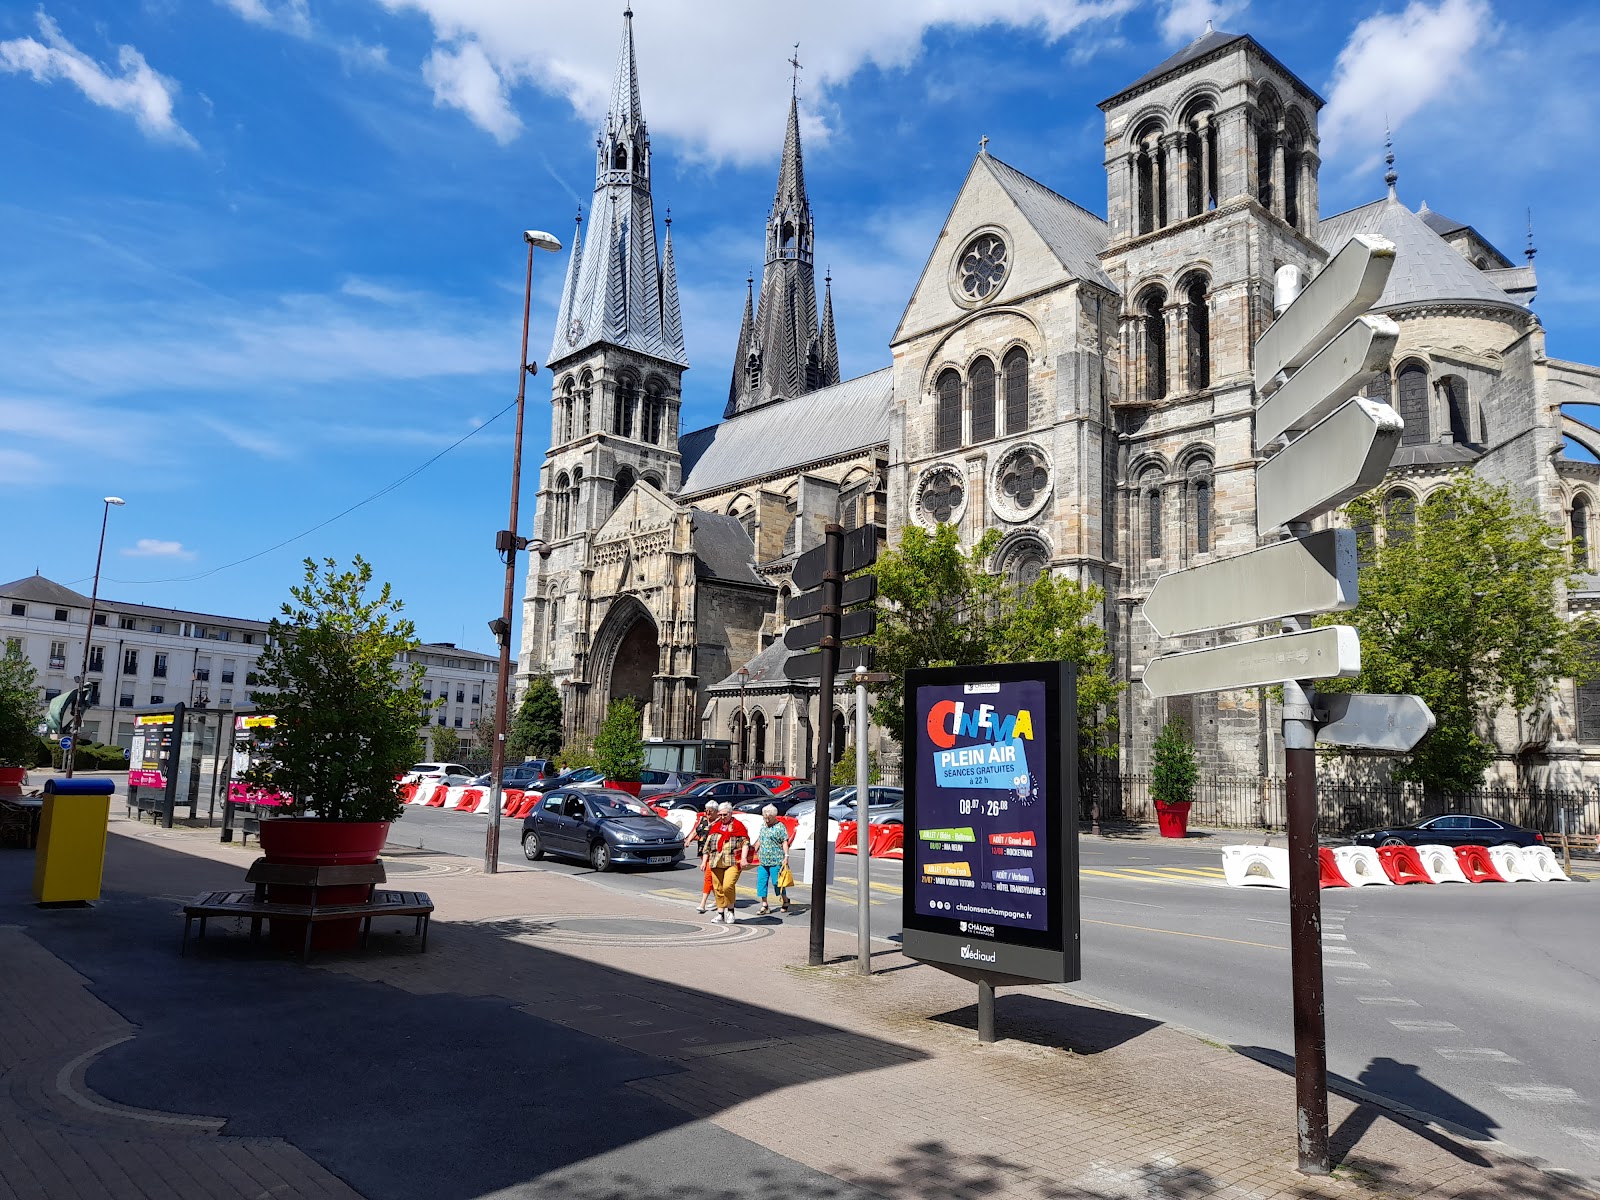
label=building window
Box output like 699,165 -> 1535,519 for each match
1397,362 -> 1429,445
122,649 -> 139,675
154,654 -> 168,678
152,623 -> 165,634
93,613 -> 107,626
242,633 -> 252,644
969,356 -> 996,443
956,232 -> 1008,302
1184,278 -> 1210,390
1441,375 -> 1471,444
1385,490 -> 1416,543
560,377 -> 575,443
613,374 -> 637,439
1003,348 -> 1029,435
613,466 -> 636,513
54,608 -> 68,621
8,603 -> 23,617
195,668 -> 210,682
120,616 -> 136,629
934,368 -> 962,453
1141,469 -> 1165,560
1000,539 -> 1049,587
832,711 -> 847,762
87,646 -> 103,673
150,693 -> 164,705
4,637 -> 18,656
194,625 -> 207,638
221,671 -> 234,683
580,371 -> 594,435
752,712 -> 767,764
1574,495 -> 1592,569
1140,289 -> 1168,403
1188,461 -> 1213,555
119,694 -> 134,708
553,472 -> 571,539
471,694 -> 481,705
643,382 -> 665,444
49,641 -> 67,670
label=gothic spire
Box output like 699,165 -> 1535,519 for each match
774,92 -> 807,213
729,273 -> 755,413
659,211 -> 686,363
610,6 -> 644,137
819,271 -> 839,387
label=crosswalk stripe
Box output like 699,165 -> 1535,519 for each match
1156,867 -> 1228,877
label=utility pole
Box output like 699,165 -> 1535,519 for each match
807,523 -> 842,967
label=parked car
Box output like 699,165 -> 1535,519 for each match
657,779 -> 777,811
1349,813 -> 1544,849
731,789 -> 809,816
521,787 -> 686,871
637,769 -> 697,799
402,762 -> 475,787
531,766 -> 603,792
467,760 -> 557,789
787,786 -> 904,824
749,774 -> 807,794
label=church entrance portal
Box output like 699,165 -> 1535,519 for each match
606,614 -> 659,732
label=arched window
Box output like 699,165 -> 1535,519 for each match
1254,90 -> 1282,213
1140,289 -> 1168,403
559,377 -> 574,443
1183,278 -> 1210,390
1187,459 -> 1213,555
1385,490 -> 1415,543
969,356 -> 996,443
1352,512 -> 1376,569
613,375 -> 637,439
1003,348 -> 1029,434
781,221 -> 795,251
1141,468 -> 1165,560
613,466 -> 636,512
1135,140 -> 1157,235
1574,494 -> 1592,568
831,711 -> 847,762
553,472 -> 570,539
1001,539 -> 1049,587
1441,376 -> 1471,444
935,368 -> 962,453
546,596 -> 561,661
732,711 -> 747,768
579,371 -> 593,435
1283,114 -> 1307,230
1396,362 -> 1429,445
642,472 -> 662,491
1182,104 -> 1218,216
612,143 -> 628,170
751,712 -> 767,765
642,381 -> 665,444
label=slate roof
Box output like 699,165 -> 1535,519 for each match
706,635 -> 803,693
1391,442 -> 1482,469
983,156 -> 1113,289
0,574 -> 92,607
1099,29 -> 1324,109
688,511 -> 769,587
678,366 -> 893,496
1317,196 -> 1525,313
0,574 -> 270,628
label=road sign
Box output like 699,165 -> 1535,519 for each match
788,575 -> 877,621
58,736 -> 72,751
1142,530 -> 1358,639
784,645 -> 876,680
840,608 -> 876,641
792,543 -> 828,591
1142,626 -> 1360,698
1311,693 -> 1436,753
1256,397 -> 1403,532
1255,314 -> 1399,450
784,621 -> 825,651
842,524 -> 882,573
1255,234 -> 1395,393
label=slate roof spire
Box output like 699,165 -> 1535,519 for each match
546,8 -> 687,369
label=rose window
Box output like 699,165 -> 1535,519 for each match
957,233 -> 1008,302
919,468 -> 965,524
994,447 -> 1051,517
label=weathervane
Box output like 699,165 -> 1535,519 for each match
788,44 -> 802,95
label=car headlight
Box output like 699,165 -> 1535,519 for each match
609,827 -> 642,843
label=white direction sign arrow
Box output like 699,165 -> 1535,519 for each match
1143,626 -> 1361,699
1312,692 -> 1436,753
1255,315 -> 1399,451
1255,234 -> 1395,395
1257,397 -> 1403,532
1142,529 -> 1358,639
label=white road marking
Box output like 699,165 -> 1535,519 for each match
1246,918 -> 1288,927
1082,894 -> 1165,908
1391,1019 -> 1461,1032
1336,961 -> 1370,969
1358,996 -> 1420,1006
1496,1086 -> 1584,1103
1322,932 -> 1348,941
1340,978 -> 1390,986
1435,1048 -> 1520,1063
1321,946 -> 1356,955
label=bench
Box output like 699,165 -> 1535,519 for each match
1543,830 -> 1597,872
127,789 -> 197,828
182,860 -> 433,961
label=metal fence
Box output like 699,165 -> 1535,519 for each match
1083,770 -> 1598,836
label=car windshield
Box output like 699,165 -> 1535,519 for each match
683,780 -> 722,796
410,764 -> 437,773
591,794 -> 654,818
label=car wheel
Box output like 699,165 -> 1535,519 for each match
522,831 -> 544,861
591,841 -> 613,872
1380,837 -> 1406,848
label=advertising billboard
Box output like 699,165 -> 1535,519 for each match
129,712 -> 175,790
901,661 -> 1079,984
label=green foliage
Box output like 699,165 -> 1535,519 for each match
1325,476 -> 1595,792
507,675 -> 564,760
431,726 -> 460,763
558,736 -> 596,771
467,717 -> 496,762
0,647 -> 43,767
246,556 -> 424,823
865,524 -> 1122,756
831,744 -> 882,786
592,698 -> 645,782
1150,719 -> 1199,806
42,738 -> 128,770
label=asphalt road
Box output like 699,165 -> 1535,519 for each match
391,802 -> 1600,1185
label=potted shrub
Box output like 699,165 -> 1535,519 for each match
247,556 -> 426,947
593,697 -> 645,795
1150,718 -> 1199,838
0,646 -> 44,790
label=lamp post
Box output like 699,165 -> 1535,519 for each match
737,666 -> 749,779
485,228 -> 562,874
66,496 -> 125,778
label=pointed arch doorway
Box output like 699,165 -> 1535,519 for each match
592,598 -> 661,736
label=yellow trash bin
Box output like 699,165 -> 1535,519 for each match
32,778 -> 113,904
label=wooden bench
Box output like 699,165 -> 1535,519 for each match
182,860 -> 433,961
1543,830 -> 1597,873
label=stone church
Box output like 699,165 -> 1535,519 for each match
519,13 -> 1600,787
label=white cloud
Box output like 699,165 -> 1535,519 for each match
1321,0 -> 1493,163
374,0 -> 1139,161
216,0 -> 313,38
0,13 -> 196,148
122,538 -> 198,560
1159,0 -> 1246,46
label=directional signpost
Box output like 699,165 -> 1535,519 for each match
1141,233 -> 1436,1177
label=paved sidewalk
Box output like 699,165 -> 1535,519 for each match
1,812 -> 1590,1199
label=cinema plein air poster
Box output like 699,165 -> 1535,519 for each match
911,678 -> 1048,933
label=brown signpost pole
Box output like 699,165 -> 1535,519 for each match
807,523 -> 843,968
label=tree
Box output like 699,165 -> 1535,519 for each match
831,744 -> 882,786
466,717 -> 496,763
592,697 -> 645,783
431,726 -> 460,763
1326,476 -> 1595,792
0,646 -> 44,767
507,675 -> 564,760
246,556 -> 425,823
865,524 -> 1122,758
1150,719 -> 1198,806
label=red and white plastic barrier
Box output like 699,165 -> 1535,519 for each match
1224,843 -> 1572,888
1332,846 -> 1391,886
1221,845 -> 1289,888
1414,844 -> 1472,884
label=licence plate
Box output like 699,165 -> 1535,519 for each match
646,855 -> 672,864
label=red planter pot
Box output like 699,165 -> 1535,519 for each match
0,766 -> 27,791
258,819 -> 390,950
604,779 -> 642,796
1155,802 -> 1192,839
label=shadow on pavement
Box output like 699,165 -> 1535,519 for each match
931,992 -> 1159,1055
2,834 -> 927,1200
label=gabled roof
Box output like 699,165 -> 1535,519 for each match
1317,196 -> 1525,313
688,512 -> 768,587
678,366 -> 893,496
1100,29 -> 1324,110
706,635 -> 803,693
0,574 -> 91,607
982,155 -> 1112,290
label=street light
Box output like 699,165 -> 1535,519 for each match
485,228 -> 562,874
736,666 -> 750,779
66,496 -> 125,778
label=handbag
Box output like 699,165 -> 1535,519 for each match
776,863 -> 794,890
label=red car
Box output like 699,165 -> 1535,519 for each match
749,774 -> 807,794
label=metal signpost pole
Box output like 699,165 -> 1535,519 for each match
807,523 -> 842,967
67,496 -> 124,778
854,664 -> 871,975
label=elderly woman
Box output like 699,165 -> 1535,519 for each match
753,804 -> 792,916
691,799 -> 719,913
704,801 -> 749,925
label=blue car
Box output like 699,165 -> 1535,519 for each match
521,787 -> 686,872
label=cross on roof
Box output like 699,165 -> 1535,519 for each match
788,44 -> 802,94
979,134 -> 989,154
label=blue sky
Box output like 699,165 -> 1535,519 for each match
4,0 -> 1597,651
